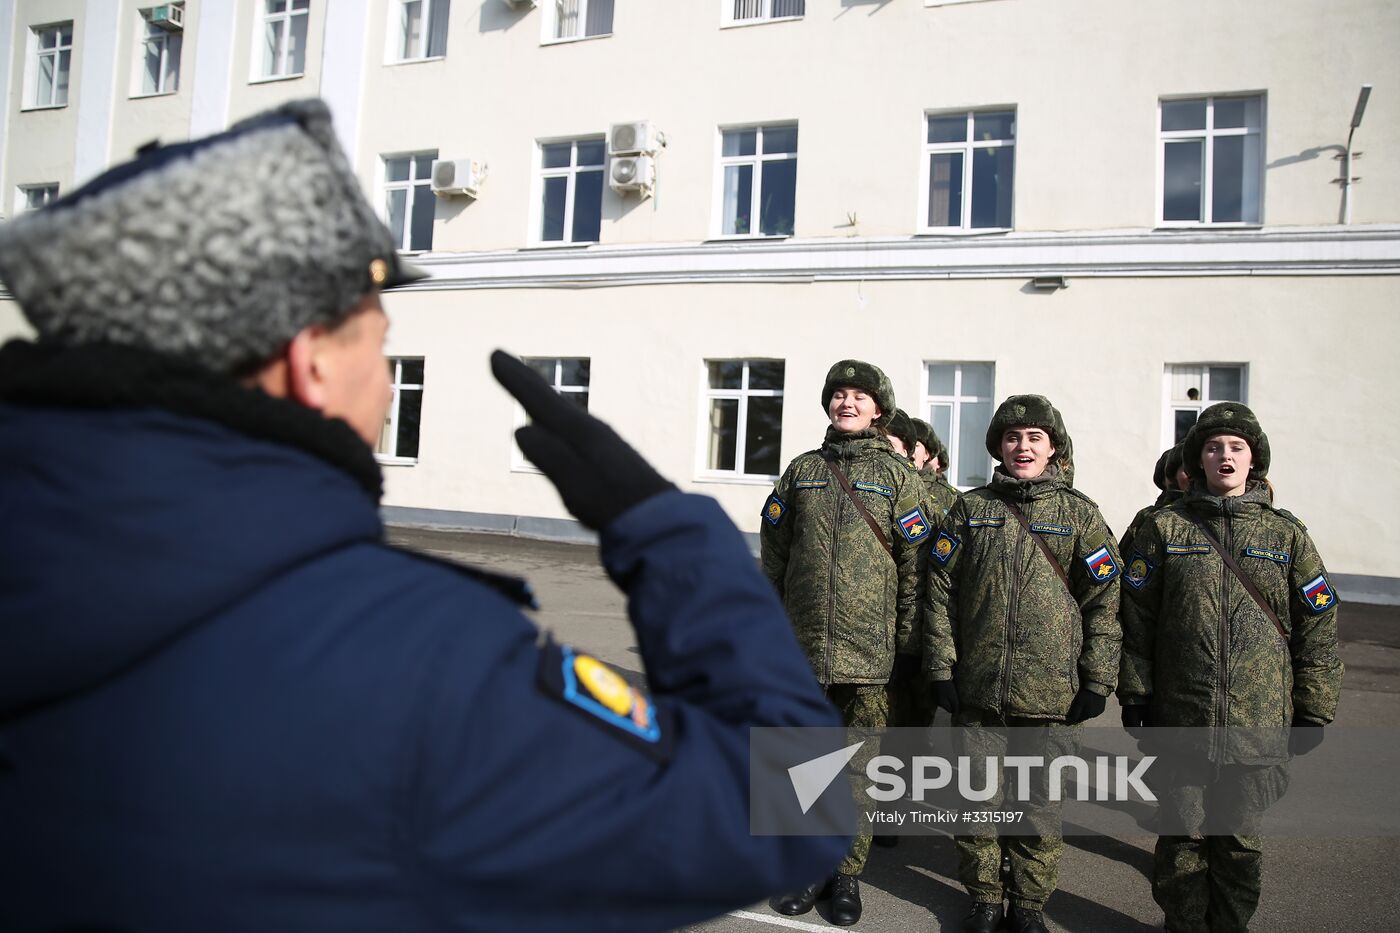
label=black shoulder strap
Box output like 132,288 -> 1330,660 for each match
1001,499 -> 1072,593
822,454 -> 894,559
1187,515 -> 1289,643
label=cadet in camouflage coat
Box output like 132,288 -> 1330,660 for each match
1119,403 -> 1342,933
923,395 -> 1122,933
911,417 -> 960,515
1118,443 -> 1186,556
761,362 -> 933,925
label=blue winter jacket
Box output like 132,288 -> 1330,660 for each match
0,345 -> 848,932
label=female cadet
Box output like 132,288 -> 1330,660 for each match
911,417 -> 961,516
760,361 -> 931,926
1118,403 -> 1343,933
924,395 -> 1122,933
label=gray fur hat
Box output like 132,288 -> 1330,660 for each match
0,99 -> 425,374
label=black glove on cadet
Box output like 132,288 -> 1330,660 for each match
491,350 -> 674,530
1066,687 -> 1107,725
932,680 -> 960,716
1289,714 -> 1325,756
1121,702 -> 1150,730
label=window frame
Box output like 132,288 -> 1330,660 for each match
1161,363 -> 1249,449
511,357 -> 591,472
532,136 -> 607,246
389,0 -> 450,63
254,0 -> 310,81
918,107 -> 1016,234
1157,93 -> 1265,228
15,183 -> 59,214
543,0 -> 614,44
712,123 -> 799,240
25,21 -> 73,110
695,358 -> 786,485
380,150 -> 438,253
721,0 -> 805,28
377,357 -> 425,465
923,361 -> 996,491
134,6 -> 183,98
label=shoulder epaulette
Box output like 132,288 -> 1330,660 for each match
1267,505 -> 1309,532
1062,486 -> 1103,510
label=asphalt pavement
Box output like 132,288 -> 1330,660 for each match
388,525 -> 1400,933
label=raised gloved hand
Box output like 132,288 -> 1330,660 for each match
1065,687 -> 1107,725
1289,716 -> 1325,756
1121,702 -> 1151,730
932,679 -> 960,717
491,350 -> 674,530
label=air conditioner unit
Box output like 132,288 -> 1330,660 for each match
609,155 -> 655,195
431,158 -> 486,198
147,4 -> 184,31
608,121 -> 664,156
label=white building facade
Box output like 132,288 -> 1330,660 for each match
3,0 -> 1399,600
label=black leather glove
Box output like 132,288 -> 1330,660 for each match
890,653 -> 921,683
1289,716 -> 1325,756
932,679 -> 960,716
491,350 -> 674,530
1121,702 -> 1151,730
1066,687 -> 1107,725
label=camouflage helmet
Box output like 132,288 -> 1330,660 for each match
821,359 -> 894,425
1153,443 -> 1186,491
885,408 -> 917,451
1183,402 -> 1270,480
984,394 -> 1065,462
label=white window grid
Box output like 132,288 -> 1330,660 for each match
696,359 -> 785,482
924,361 -> 995,490
1158,94 -> 1264,226
16,184 -> 59,214
1161,363 -> 1248,448
381,152 -> 437,252
919,108 -> 1016,232
259,0 -> 309,79
377,357 -> 424,463
137,7 -> 182,96
715,123 -> 798,238
723,0 -> 805,27
27,22 -> 73,109
512,357 -> 590,471
546,0 -> 613,42
392,0 -> 449,62
535,138 -> 606,244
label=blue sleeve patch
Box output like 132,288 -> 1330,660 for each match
762,493 -> 786,526
1083,546 -> 1120,583
968,516 -> 1005,528
931,530 -> 959,564
853,481 -> 894,498
896,506 -> 931,543
1124,551 -> 1155,590
538,641 -> 671,763
794,479 -> 829,490
1244,546 -> 1290,565
1030,522 -> 1074,536
1299,574 -> 1337,614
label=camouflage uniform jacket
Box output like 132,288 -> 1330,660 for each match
760,428 -> 931,685
1118,483 -> 1343,728
919,468 -> 960,516
924,466 -> 1123,720
1118,487 -> 1183,555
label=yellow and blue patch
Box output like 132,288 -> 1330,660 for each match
931,530 -> 959,564
538,642 -> 671,761
968,516 -> 1005,528
794,479 -> 829,490
897,506 -> 931,543
762,493 -> 786,526
1299,574 -> 1337,614
1030,522 -> 1073,536
1124,551 -> 1155,590
1244,546 -> 1290,565
1166,543 -> 1213,556
1083,546 -> 1119,583
854,481 -> 894,498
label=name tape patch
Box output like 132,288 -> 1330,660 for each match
1244,546 -> 1291,565
794,479 -> 829,490
968,517 -> 1005,528
854,482 -> 894,499
1166,543 -> 1213,556
1030,522 -> 1074,536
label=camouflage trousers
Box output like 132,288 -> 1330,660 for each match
825,683 -> 889,876
952,708 -> 1080,910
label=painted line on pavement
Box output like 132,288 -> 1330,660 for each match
728,908 -> 863,932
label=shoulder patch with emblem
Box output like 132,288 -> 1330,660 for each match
897,506 -> 931,543
1244,547 -> 1290,565
931,530 -> 960,564
762,493 -> 786,526
1299,574 -> 1338,614
537,641 -> 672,762
1166,543 -> 1212,555
1030,522 -> 1073,536
1124,551 -> 1156,590
1083,545 -> 1119,583
968,516 -> 1005,528
854,481 -> 894,498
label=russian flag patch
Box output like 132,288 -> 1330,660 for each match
897,506 -> 931,543
1083,546 -> 1119,583
1299,574 -> 1337,613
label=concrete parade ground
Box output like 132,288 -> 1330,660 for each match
389,525 -> 1400,933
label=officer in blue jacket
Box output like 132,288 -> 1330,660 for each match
0,100 -> 849,932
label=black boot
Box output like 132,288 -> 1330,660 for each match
873,834 -> 899,848
828,872 -> 863,926
962,900 -> 1005,933
771,878 -> 827,916
1006,904 -> 1049,933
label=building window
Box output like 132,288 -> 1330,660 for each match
700,359 -> 784,479
922,109 -> 1015,231
383,152 -> 437,252
513,358 -> 590,469
259,0 -> 309,79
725,0 -> 804,25
1164,364 -> 1247,445
717,124 -> 797,237
538,139 -> 605,244
1160,95 -> 1263,225
138,7 -> 183,96
547,0 -> 613,41
924,362 -> 995,489
16,184 -> 59,214
378,358 -> 424,462
26,22 -> 73,109
394,0 -> 449,61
